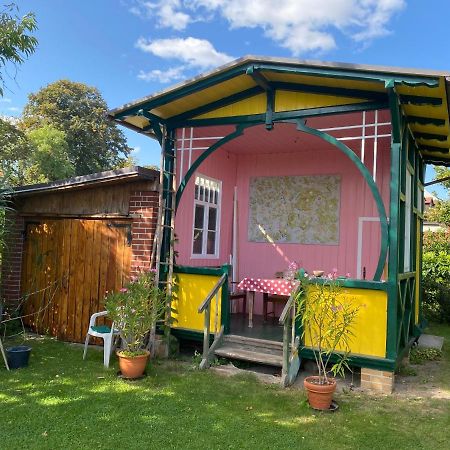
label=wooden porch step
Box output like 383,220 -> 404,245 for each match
214,335 -> 283,367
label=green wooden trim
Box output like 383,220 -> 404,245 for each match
220,264 -> 231,334
177,101 -> 388,128
311,277 -> 388,291
250,64 -> 439,87
300,348 -> 396,371
175,124 -> 253,210
415,132 -> 448,141
422,156 -> 450,166
406,116 -> 446,126
399,94 -> 442,106
266,90 -> 274,130
174,265 -> 226,276
398,272 -> 416,280
167,86 -> 264,124
246,66 -> 272,91
271,81 -> 387,101
387,133 -> 401,361
420,145 -> 449,154
171,328 -> 203,342
295,120 -> 389,281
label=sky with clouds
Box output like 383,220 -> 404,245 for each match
2,1 -> 450,193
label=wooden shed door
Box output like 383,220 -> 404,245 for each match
21,219 -> 132,343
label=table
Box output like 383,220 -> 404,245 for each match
237,278 -> 296,328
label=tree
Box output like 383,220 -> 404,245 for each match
433,166 -> 450,192
0,116 -> 32,185
26,125 -> 74,182
424,199 -> 450,227
22,80 -> 131,175
0,3 -> 37,96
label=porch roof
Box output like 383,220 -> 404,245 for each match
109,56 -> 450,165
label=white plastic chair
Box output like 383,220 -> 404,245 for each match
83,311 -> 119,368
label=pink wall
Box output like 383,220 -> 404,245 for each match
175,112 -> 391,313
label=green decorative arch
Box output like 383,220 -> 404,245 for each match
175,118 -> 389,281
175,123 -> 254,209
295,119 -> 389,281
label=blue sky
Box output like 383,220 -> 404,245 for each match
2,1 -> 450,195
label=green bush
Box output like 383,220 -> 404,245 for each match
422,251 -> 450,323
423,230 -> 450,254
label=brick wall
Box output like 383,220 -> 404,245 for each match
1,213 -> 25,307
129,190 -> 159,277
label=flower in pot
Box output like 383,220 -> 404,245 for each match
105,270 -> 167,379
294,270 -> 360,410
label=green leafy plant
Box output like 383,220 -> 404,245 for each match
410,347 -> 442,365
294,271 -> 360,385
422,251 -> 450,323
105,270 -> 167,356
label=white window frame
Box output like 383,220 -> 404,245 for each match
191,174 -> 221,259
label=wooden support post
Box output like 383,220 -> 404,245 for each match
201,304 -> 211,369
0,337 -> 9,371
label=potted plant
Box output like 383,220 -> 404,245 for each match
294,270 -> 360,410
105,270 -> 167,379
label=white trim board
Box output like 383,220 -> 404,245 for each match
356,217 -> 381,279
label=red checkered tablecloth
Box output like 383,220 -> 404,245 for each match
237,277 -> 295,296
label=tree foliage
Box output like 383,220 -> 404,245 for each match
26,125 -> 75,182
424,199 -> 450,226
0,116 -> 32,185
0,3 -> 37,96
22,80 -> 131,175
433,166 -> 450,192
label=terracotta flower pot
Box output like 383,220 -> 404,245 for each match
117,350 -> 150,379
304,375 -> 336,410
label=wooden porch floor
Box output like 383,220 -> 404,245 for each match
229,313 -> 283,342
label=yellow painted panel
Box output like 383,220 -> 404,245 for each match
304,287 -> 387,358
409,122 -> 449,135
172,273 -> 222,332
403,104 -> 447,120
195,93 -> 266,119
275,90 -> 367,113
422,150 -> 450,160
417,137 -> 450,147
263,72 -> 385,92
124,115 -> 150,129
151,75 -> 255,119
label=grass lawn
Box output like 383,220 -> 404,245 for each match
1,324 -> 449,450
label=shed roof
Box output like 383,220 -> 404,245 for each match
109,55 -> 450,165
12,166 -> 159,197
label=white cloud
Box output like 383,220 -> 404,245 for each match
137,65 -> 187,83
7,106 -> 20,112
139,0 -> 405,55
135,37 -> 233,69
131,146 -> 141,154
130,0 -> 191,30
0,97 -> 12,103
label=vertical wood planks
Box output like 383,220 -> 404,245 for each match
21,219 -> 133,343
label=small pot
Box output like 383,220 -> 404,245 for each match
117,350 -> 150,379
6,346 -> 32,370
304,375 -> 336,410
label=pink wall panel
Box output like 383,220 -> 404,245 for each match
174,112 -> 391,314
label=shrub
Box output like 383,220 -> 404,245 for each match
422,251 -> 450,323
423,230 -> 450,254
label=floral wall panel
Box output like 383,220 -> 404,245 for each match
248,175 -> 341,245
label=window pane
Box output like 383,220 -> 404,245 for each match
208,207 -> 217,231
207,231 -> 216,254
205,187 -> 210,203
194,205 -> 204,228
193,229 -> 203,254
199,185 -> 204,201
194,184 -> 199,200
